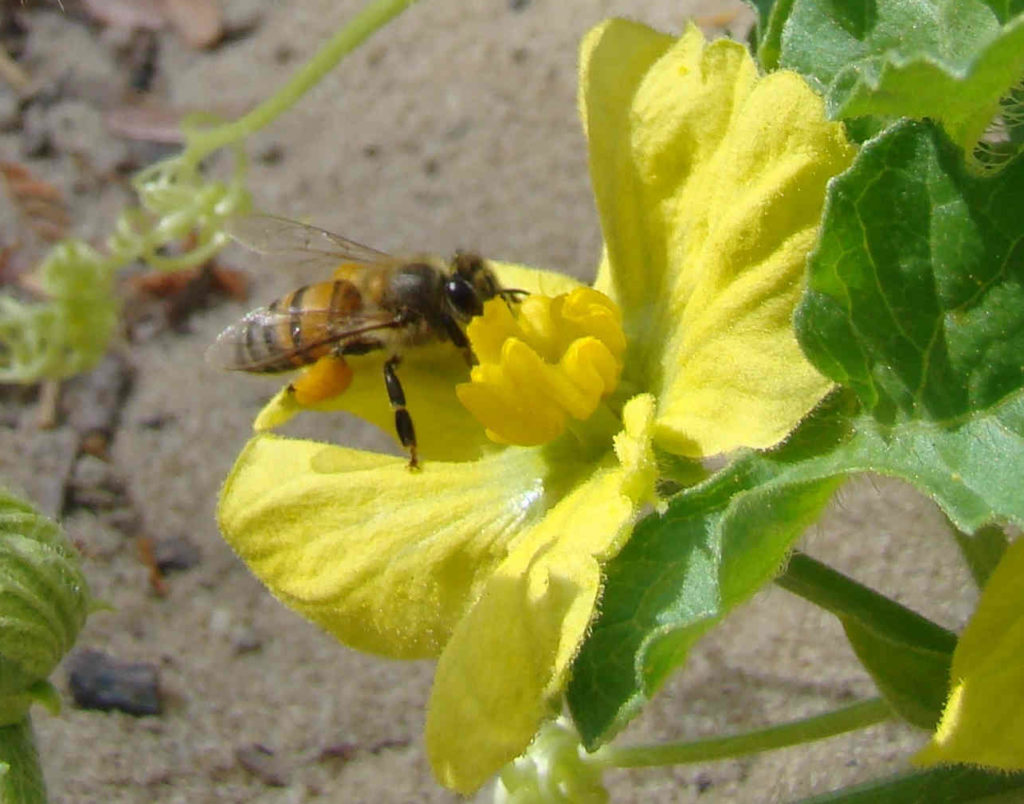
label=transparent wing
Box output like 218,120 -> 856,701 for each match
226,214 -> 393,273
206,303 -> 403,372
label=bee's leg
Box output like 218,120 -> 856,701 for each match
383,355 -> 419,470
440,315 -> 475,366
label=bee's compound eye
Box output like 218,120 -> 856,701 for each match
445,276 -> 483,318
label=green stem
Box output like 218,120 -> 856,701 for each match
775,551 -> 957,653
590,698 -> 892,770
186,0 -> 420,160
0,718 -> 48,804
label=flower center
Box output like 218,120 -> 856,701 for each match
455,287 -> 626,446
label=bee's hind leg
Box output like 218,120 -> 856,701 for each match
383,355 -> 419,470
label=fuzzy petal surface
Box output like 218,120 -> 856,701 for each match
915,537 -> 1024,770
426,395 -> 656,793
219,433 -> 594,658
581,21 -> 855,456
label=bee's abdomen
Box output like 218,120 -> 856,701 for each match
236,280 -> 362,373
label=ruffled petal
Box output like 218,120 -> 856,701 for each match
915,537 -> 1024,770
252,263 -> 582,462
426,395 -> 656,793
580,19 -> 675,327
217,432 -> 595,659
582,21 -> 855,456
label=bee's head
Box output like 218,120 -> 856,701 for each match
444,252 -> 501,320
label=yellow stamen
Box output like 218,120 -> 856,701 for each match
456,288 -> 626,445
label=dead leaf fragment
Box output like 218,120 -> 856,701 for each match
106,99 -> 250,144
138,536 -> 169,597
0,161 -> 70,241
126,263 -> 249,301
105,103 -> 186,145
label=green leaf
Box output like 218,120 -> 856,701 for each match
812,393 -> 1024,532
775,0 -> 1024,165
795,118 -> 1024,535
0,720 -> 47,804
949,522 -> 1008,587
794,764 -> 1024,803
796,120 -> 1024,426
567,417 -> 845,747
745,0 -> 790,67
841,621 -> 951,729
830,18 -> 1024,170
981,0 -> 1024,23
778,0 -> 1000,89
776,553 -> 956,729
0,489 -> 90,726
744,0 -> 779,26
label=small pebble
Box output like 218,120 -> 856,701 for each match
153,533 -> 201,572
232,626 -> 263,655
67,648 -> 162,716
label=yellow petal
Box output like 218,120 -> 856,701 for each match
426,395 -> 656,793
580,19 -> 675,324
581,21 -> 855,456
613,390 -> 659,506
218,432 -> 596,658
915,537 -> 1024,770
251,262 -> 583,462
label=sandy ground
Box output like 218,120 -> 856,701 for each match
0,1 -> 978,801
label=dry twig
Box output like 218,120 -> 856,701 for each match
0,161 -> 71,242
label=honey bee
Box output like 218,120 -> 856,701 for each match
207,215 -> 524,468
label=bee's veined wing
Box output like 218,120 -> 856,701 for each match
226,214 -> 393,273
205,302 -> 404,372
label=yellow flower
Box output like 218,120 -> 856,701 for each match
915,537 -> 1024,770
217,20 -> 854,794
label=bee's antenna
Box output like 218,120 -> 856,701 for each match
497,288 -> 527,312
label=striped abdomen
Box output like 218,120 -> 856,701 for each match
217,280 -> 366,373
